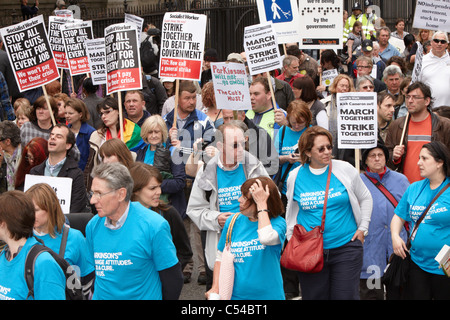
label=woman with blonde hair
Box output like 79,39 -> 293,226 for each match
25,183 -> 95,298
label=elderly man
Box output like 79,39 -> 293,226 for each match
354,56 -> 386,92
381,65 -> 403,97
86,162 -> 183,300
276,55 -> 302,88
377,27 -> 401,62
418,31 -> 450,109
187,123 -> 269,290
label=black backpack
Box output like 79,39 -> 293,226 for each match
140,35 -> 158,74
24,225 -> 84,300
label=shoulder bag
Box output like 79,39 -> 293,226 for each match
280,162 -> 332,273
218,213 -> 240,300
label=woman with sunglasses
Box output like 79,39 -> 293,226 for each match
285,126 -> 372,300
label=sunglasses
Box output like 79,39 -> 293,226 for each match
433,39 -> 448,45
317,144 -> 333,153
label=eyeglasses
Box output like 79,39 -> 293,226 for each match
317,144 -> 332,153
362,85 -> 374,90
91,189 -> 117,199
405,95 -> 426,101
433,39 -> 448,45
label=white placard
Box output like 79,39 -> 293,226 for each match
337,92 -> 377,149
322,69 -> 338,86
243,23 -> 282,75
413,0 -> 450,33
124,13 -> 144,44
210,62 -> 251,110
298,0 -> 344,49
256,0 -> 301,44
85,38 -> 106,85
24,175 -> 73,213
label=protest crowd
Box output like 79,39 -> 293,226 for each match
0,0 -> 450,302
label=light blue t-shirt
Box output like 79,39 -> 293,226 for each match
293,164 -> 357,249
394,177 -> 450,275
34,226 -> 94,277
274,125 -> 308,194
217,163 -> 246,213
85,201 -> 179,300
0,237 -> 66,300
218,213 -> 286,300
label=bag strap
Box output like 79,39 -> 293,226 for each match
226,213 -> 241,246
364,172 -> 399,208
407,182 -> 450,248
320,162 -> 332,232
59,224 -> 69,257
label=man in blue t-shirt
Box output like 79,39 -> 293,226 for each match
86,162 -> 182,300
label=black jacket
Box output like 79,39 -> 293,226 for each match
30,156 -> 89,213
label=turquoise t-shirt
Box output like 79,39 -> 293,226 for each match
274,125 -> 308,194
34,226 -> 94,277
293,164 -> 357,249
218,213 -> 286,300
0,237 -> 66,300
85,201 -> 179,300
217,163 -> 246,213
394,177 -> 450,275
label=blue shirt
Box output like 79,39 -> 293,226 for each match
0,237 -> 66,300
34,226 -> 94,277
379,43 -> 401,62
86,202 -> 179,299
293,164 -> 357,249
217,163 -> 246,213
394,177 -> 450,275
218,213 -> 286,300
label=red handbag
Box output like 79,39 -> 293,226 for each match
281,162 -> 332,273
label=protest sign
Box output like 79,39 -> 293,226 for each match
337,92 -> 377,150
298,0 -> 344,49
0,15 -> 59,93
321,68 -> 338,87
24,175 -> 73,213
159,12 -> 207,80
105,23 -> 142,95
256,0 -> 301,44
48,16 -> 75,69
60,20 -> 93,76
85,38 -> 106,85
243,22 -> 282,75
413,0 -> 450,32
124,13 -> 144,44
210,62 -> 250,110
54,9 -> 73,18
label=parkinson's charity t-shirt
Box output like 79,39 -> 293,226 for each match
293,164 -> 357,249
85,201 -> 179,300
394,177 -> 450,275
0,237 -> 66,300
217,163 -> 246,213
34,227 -> 94,278
218,213 -> 286,300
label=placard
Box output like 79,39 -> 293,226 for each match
0,15 -> 59,92
48,16 -> 75,69
413,0 -> 450,32
243,23 -> 282,75
24,175 -> 73,213
124,13 -> 144,44
85,38 -> 106,85
210,62 -> 251,110
337,92 -> 377,149
105,23 -> 142,95
298,0 -> 344,49
256,0 -> 301,44
60,20 -> 93,76
159,12 -> 207,80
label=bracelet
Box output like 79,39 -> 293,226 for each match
257,209 -> 270,214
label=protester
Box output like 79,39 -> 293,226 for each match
65,98 -> 95,171
285,126 -> 372,300
81,78 -> 103,130
0,190 -> 66,300
29,124 -> 89,213
377,92 -> 397,143
25,183 -> 95,298
317,49 -> 345,97
391,18 -> 409,40
0,121 -> 22,192
391,141 -> 450,299
86,162 -> 183,299
99,138 -> 135,169
285,45 -> 319,84
53,93 -> 68,124
360,39 -> 386,80
276,55 -> 302,88
13,98 -> 32,129
345,21 -> 363,70
129,162 -> 192,271
205,177 -> 286,300
124,90 -> 151,127
393,76 -> 411,119
378,27 -> 401,62
14,137 -> 48,191
201,81 -> 223,129
291,76 -> 328,129
408,29 -> 433,65
354,56 -> 386,92
359,144 -> 409,300
382,65 -> 404,97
